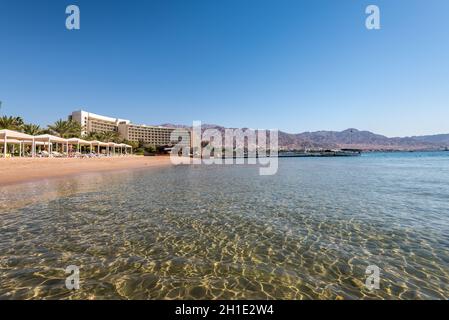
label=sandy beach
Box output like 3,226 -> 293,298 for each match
0,156 -> 174,186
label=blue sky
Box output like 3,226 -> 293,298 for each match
0,0 -> 448,137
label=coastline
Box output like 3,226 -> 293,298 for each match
0,156 -> 174,187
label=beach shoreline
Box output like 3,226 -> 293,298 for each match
0,156 -> 174,187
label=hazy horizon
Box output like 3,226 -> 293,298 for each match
1,107 -> 449,139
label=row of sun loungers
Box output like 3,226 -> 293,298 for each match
34,151 -> 132,158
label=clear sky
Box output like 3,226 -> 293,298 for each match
0,0 -> 448,137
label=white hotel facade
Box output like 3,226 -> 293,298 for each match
69,110 -> 191,147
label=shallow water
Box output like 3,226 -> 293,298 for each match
1,152 -> 448,299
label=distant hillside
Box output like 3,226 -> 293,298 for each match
411,134 -> 449,146
159,124 -> 448,151
293,129 -> 441,151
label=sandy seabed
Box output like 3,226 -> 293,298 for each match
0,156 -> 174,186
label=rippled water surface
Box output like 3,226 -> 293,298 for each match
1,152 -> 449,299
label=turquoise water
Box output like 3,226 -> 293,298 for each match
0,152 -> 448,299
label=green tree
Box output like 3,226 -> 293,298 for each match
48,119 -> 81,138
99,131 -> 120,142
48,119 -> 69,137
14,116 -> 24,127
146,145 -> 157,153
22,123 -> 43,135
85,131 -> 101,141
84,130 -> 122,143
0,116 -> 24,130
122,139 -> 138,149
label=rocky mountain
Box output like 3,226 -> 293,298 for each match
159,124 -> 448,151
411,134 -> 449,146
291,129 -> 443,151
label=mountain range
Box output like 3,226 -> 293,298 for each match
160,124 -> 449,151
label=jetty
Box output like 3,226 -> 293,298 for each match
278,149 -> 362,158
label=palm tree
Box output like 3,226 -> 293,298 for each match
122,139 -> 138,149
85,131 -> 102,141
0,116 -> 24,130
14,116 -> 24,127
67,120 -> 82,138
22,123 -> 42,135
48,119 -> 68,137
48,119 -> 81,138
85,130 -> 120,142
101,131 -> 120,142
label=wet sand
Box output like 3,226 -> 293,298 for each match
0,156 -> 174,186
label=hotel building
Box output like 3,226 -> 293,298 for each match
117,123 -> 190,147
69,110 -> 130,137
69,110 -> 190,147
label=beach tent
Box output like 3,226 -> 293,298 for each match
108,142 -> 131,155
107,142 -> 120,156
89,140 -> 109,154
0,129 -> 36,157
106,142 -> 131,156
67,138 -> 92,154
16,140 -> 48,157
117,143 -> 125,154
119,143 -> 133,154
34,134 -> 69,157
7,139 -> 47,157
